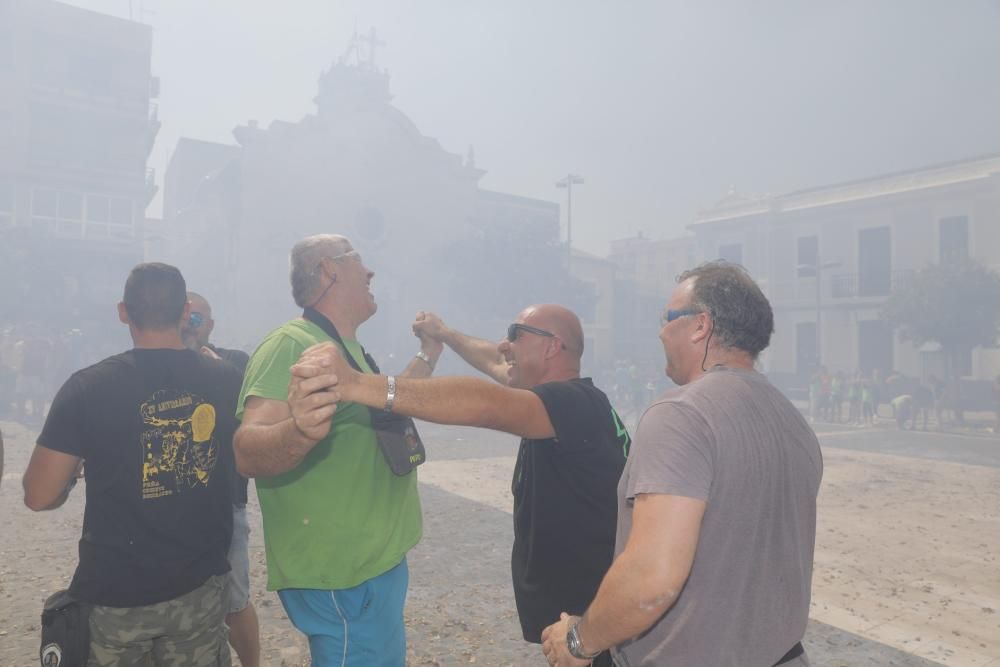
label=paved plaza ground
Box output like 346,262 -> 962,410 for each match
1,418 -> 997,666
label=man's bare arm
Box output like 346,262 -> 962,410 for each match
234,383 -> 337,477
541,494 -> 706,662
399,338 -> 444,380
23,445 -> 82,511
292,349 -> 554,439
413,312 -> 509,384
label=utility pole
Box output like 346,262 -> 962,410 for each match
555,173 -> 584,274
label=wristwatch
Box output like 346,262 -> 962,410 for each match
567,620 -> 601,660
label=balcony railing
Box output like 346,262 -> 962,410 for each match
830,269 -> 914,298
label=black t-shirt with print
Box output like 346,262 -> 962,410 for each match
512,378 -> 631,643
38,348 -> 242,607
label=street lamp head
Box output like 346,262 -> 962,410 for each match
556,173 -> 585,188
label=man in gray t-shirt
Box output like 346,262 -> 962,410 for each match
542,261 -> 822,667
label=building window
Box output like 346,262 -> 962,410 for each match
0,34 -> 11,71
109,197 -> 133,226
0,109 -> 11,148
58,192 -> 84,220
939,216 -> 968,264
797,236 -> 818,277
796,321 -> 818,376
29,188 -> 130,239
858,226 -> 891,297
86,195 -> 110,222
857,319 -> 893,375
0,179 -> 13,213
31,188 -> 59,218
0,178 -> 12,228
954,347 -> 973,377
718,243 -> 743,265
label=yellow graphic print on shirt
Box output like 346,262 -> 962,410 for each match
140,389 -> 219,500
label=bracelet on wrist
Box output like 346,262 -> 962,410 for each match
384,375 -> 397,412
415,350 -> 435,371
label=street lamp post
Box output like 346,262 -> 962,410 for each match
556,173 -> 584,273
798,256 -> 841,368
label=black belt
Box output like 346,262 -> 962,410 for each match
773,642 -> 804,666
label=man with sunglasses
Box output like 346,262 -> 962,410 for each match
290,304 -> 629,666
233,234 -> 441,667
541,261 -> 821,667
180,292 -> 259,667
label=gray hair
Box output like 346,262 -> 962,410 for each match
290,234 -> 353,307
676,260 -> 774,360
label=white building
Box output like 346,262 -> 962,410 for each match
689,154 -> 1000,385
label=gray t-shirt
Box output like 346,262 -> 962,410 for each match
613,367 -> 822,667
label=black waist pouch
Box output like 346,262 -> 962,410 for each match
300,307 -> 427,476
369,408 -> 426,476
40,589 -> 90,666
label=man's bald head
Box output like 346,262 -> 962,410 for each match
187,292 -> 212,319
520,304 -> 584,359
181,291 -> 215,350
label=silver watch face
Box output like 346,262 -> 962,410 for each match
568,624 -> 584,658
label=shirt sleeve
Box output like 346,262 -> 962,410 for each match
531,381 -> 599,451
36,373 -> 89,458
625,400 -> 714,502
236,334 -> 305,420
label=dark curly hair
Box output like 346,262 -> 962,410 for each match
677,260 -> 774,359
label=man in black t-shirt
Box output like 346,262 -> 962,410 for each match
289,305 -> 629,666
23,263 -> 241,666
181,290 -> 259,667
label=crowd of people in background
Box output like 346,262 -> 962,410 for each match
0,324 -> 124,424
807,366 -> 974,431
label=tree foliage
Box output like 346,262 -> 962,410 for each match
882,259 -> 1000,376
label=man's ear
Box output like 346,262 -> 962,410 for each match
117,302 -> 130,325
320,256 -> 337,283
690,313 -> 712,344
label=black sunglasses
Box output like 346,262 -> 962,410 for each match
507,323 -> 556,342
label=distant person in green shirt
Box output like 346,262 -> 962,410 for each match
233,234 -> 441,667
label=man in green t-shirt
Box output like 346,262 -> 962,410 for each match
234,234 -> 441,666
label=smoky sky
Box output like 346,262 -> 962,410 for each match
60,0 -> 1000,254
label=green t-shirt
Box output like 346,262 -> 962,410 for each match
237,319 -> 422,591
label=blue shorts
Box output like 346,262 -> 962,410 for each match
277,559 -> 408,667
226,504 -> 251,614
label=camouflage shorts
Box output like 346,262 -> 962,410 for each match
87,574 -> 231,666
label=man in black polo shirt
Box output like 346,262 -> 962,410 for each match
181,291 -> 259,667
289,305 -> 629,666
23,263 -> 241,665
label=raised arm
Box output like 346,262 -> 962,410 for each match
399,330 -> 444,380
292,343 -> 555,439
413,312 -> 509,384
